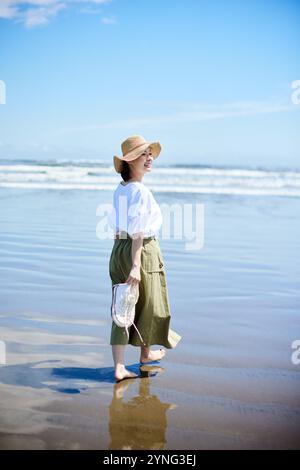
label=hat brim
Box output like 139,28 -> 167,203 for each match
113,141 -> 161,174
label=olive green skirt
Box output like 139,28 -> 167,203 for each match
109,236 -> 182,349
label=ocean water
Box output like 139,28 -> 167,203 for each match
0,158 -> 300,449
1,158 -> 300,366
0,158 -> 300,197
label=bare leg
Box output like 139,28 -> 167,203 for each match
140,345 -> 166,364
112,345 -> 139,382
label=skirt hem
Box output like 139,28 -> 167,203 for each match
110,328 -> 182,350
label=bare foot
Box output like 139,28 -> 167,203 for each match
114,381 -> 131,399
140,348 -> 166,364
139,365 -> 165,378
114,365 -> 139,383
139,365 -> 164,373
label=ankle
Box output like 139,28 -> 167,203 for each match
141,347 -> 150,358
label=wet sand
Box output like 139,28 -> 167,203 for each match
0,187 -> 300,449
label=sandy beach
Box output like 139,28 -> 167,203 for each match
0,162 -> 300,449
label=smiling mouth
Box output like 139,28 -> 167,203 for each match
144,163 -> 152,167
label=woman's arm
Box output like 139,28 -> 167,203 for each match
125,231 -> 144,286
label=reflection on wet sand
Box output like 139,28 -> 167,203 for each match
108,365 -> 178,450
0,360 -> 178,450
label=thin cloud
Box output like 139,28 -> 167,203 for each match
57,101 -> 299,134
22,3 -> 67,27
0,0 -> 113,27
79,7 -> 103,15
101,15 -> 116,24
0,1 -> 19,19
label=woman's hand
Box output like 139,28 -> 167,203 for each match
125,263 -> 141,286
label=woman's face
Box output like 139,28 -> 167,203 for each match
129,147 -> 153,176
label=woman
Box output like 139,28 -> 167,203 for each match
108,135 -> 182,382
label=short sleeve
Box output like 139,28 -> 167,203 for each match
127,188 -> 151,236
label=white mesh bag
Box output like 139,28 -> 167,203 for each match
111,282 -> 146,346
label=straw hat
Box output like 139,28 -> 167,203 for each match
113,135 -> 161,173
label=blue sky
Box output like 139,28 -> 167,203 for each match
0,0 -> 299,168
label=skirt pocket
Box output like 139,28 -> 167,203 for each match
141,243 -> 166,288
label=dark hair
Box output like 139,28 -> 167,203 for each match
120,161 -> 131,181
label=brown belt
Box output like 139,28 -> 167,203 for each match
114,231 -> 156,240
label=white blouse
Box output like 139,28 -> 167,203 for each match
108,181 -> 163,237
